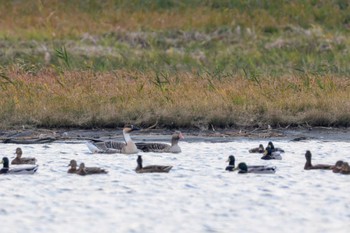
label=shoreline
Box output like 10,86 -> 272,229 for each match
1,126 -> 349,143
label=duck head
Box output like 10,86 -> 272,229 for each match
332,160 -> 344,173
136,155 -> 143,169
267,141 -> 275,149
238,162 -> 248,173
258,144 -> 264,151
68,159 -> 78,168
341,162 -> 350,173
226,155 -> 235,166
15,147 -> 23,158
1,157 -> 9,168
305,150 -> 312,162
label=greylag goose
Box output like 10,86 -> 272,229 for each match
1,157 -> 38,174
75,162 -> 108,176
248,144 -> 264,153
11,147 -> 37,165
135,155 -> 172,173
67,159 -> 108,174
135,131 -> 184,153
86,125 -> 140,154
304,150 -> 333,170
233,162 -> 276,174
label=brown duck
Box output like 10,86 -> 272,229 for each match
248,144 -> 264,153
68,160 -> 108,175
304,150 -> 333,170
11,147 -> 37,165
135,155 -> 172,173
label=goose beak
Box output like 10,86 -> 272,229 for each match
131,125 -> 140,131
179,132 -> 184,139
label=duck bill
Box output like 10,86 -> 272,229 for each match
232,167 -> 239,171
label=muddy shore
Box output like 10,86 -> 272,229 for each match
0,126 -> 349,143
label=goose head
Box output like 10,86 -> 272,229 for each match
123,125 -> 140,134
171,131 -> 184,145
15,147 -> 23,158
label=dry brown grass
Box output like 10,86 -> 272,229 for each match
1,68 -> 349,129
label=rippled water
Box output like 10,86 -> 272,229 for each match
1,138 -> 350,233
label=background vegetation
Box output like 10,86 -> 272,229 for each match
0,0 -> 349,129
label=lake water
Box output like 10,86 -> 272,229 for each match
1,138 -> 350,233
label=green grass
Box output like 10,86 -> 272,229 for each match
0,0 -> 349,129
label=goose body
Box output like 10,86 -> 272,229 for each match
136,131 -> 184,153
1,157 -> 38,175
68,160 -> 108,175
11,147 -> 37,165
87,125 -> 140,154
304,151 -> 332,170
135,155 -> 172,173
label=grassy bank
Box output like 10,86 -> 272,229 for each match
0,0 -> 349,129
1,69 -> 349,129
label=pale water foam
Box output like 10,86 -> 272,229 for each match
1,139 -> 350,233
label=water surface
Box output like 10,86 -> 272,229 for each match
1,139 -> 350,233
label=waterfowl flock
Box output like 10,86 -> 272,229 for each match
0,126 -> 349,176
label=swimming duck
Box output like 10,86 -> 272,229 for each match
339,162 -> 350,175
86,125 -> 140,154
266,141 -> 285,153
0,157 -> 38,175
261,146 -> 282,160
225,155 -> 236,171
135,155 -> 172,173
332,160 -> 344,173
248,144 -> 264,153
233,162 -> 276,174
67,159 -> 108,174
11,147 -> 37,165
136,131 -> 184,153
304,150 -> 333,170
75,162 -> 108,176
